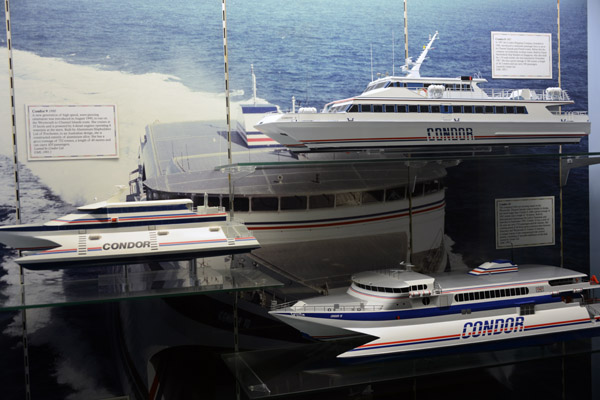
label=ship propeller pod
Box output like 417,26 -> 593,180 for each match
591,275 -> 599,285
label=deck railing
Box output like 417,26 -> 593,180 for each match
270,301 -> 384,312
409,86 -> 572,102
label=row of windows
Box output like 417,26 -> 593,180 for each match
364,81 -> 472,93
454,286 -> 529,302
355,282 -> 409,294
148,179 -> 443,212
353,282 -> 429,294
340,104 -> 528,115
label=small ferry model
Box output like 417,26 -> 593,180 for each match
269,261 -> 600,358
0,198 -> 259,269
255,32 -> 590,152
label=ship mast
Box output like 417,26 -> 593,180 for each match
221,0 -> 234,215
403,0 -> 409,67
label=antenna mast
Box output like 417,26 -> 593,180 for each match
370,44 -> 374,81
404,0 -> 409,65
392,30 -> 395,76
251,64 -> 257,106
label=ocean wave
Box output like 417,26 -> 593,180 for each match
0,50 -> 239,205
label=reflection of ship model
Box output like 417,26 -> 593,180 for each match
270,261 -> 600,358
0,199 -> 259,269
255,32 -> 590,152
136,118 -> 450,276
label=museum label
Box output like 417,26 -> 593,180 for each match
495,196 -> 555,249
491,32 -> 552,79
26,105 -> 118,160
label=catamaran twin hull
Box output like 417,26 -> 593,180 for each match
13,226 -> 259,269
256,119 -> 590,152
0,199 -> 259,269
270,262 -> 600,358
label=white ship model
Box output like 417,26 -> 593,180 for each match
270,260 -> 600,358
0,198 -> 259,269
255,32 -> 590,152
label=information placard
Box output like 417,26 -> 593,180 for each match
495,196 -> 555,249
491,32 -> 552,79
26,105 -> 118,160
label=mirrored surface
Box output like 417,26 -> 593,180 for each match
0,256 -> 283,310
223,330 -> 600,398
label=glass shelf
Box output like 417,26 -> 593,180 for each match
215,149 -> 600,172
223,330 -> 600,398
0,255 -> 283,311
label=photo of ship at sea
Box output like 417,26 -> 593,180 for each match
0,0 -> 593,398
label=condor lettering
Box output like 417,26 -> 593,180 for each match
102,241 -> 151,251
426,127 -> 474,141
461,317 -> 524,338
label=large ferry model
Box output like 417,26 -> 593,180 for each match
0,198 -> 259,269
255,32 -> 590,152
137,117 -> 451,276
270,261 -> 600,358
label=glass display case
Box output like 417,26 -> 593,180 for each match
1,0 -> 598,399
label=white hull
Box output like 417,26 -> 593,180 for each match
279,301 -> 599,358
257,118 -> 590,151
270,263 -> 600,358
18,225 -> 259,268
0,199 -> 260,268
243,190 -> 445,253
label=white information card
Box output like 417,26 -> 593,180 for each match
495,196 -> 555,249
491,32 -> 552,79
26,105 -> 118,160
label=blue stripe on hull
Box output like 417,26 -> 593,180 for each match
298,295 -> 563,321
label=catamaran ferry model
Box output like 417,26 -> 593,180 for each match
0,199 -> 259,269
255,32 -> 590,152
269,261 -> 600,358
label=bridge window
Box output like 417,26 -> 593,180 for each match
309,194 -> 335,209
397,105 -> 407,113
485,106 -> 495,113
373,104 -> 383,113
408,105 -> 419,113
361,104 -> 373,112
251,197 -> 278,211
385,186 -> 406,201
234,197 -> 250,212
362,190 -> 384,204
385,105 -> 395,113
419,105 -> 431,113
475,106 -> 484,113
335,192 -> 361,207
348,104 -> 359,113
281,196 -> 308,210
431,105 -> 441,113
505,106 -> 516,114
463,105 -> 474,113
516,106 -> 527,114
208,196 -> 221,207
452,105 -> 462,113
